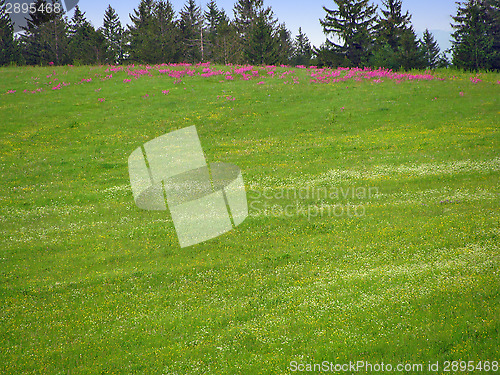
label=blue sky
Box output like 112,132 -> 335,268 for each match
76,0 -> 457,52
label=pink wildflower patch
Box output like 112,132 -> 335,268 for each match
98,98 -> 105,103
6,89 -> 16,94
123,79 -> 132,83
162,90 -> 170,95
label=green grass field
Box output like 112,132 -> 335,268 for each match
0,64 -> 499,374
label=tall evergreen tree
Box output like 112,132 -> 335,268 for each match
396,26 -> 425,70
421,29 -> 440,68
204,0 -> 225,61
212,16 -> 238,64
320,0 -> 378,67
0,0 -> 19,65
451,0 -> 496,70
484,0 -> 500,69
127,0 -> 155,62
375,0 -> 412,51
150,0 -> 179,63
275,23 -> 293,65
372,0 -> 423,70
292,27 -> 312,66
179,0 -> 203,63
21,0 -> 70,65
205,0 -> 224,35
101,5 -> 124,64
233,0 -> 263,39
68,6 -> 105,64
245,9 -> 278,65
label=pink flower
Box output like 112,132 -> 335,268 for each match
95,88 -> 101,92
98,98 -> 105,103
49,62 -> 54,66
123,79 -> 132,83
459,91 -> 464,96
225,75 -> 234,80
6,89 -> 16,94
52,84 -> 61,90
257,81 -> 265,85
162,90 -> 170,95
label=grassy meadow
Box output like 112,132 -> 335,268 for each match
0,63 -> 499,374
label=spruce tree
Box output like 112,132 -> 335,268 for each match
372,0 -> 423,70
68,6 -> 105,64
421,29 -> 440,68
150,0 -> 179,63
179,0 -> 203,63
375,0 -> 412,51
0,0 -> 19,65
396,27 -> 425,70
101,5 -> 124,64
204,0 -> 224,62
275,23 -> 293,65
292,27 -> 312,66
485,0 -> 500,69
320,0 -> 378,66
233,0 -> 263,39
452,0 -> 495,70
205,0 -> 224,35
127,0 -> 155,62
21,0 -> 70,65
245,9 -> 278,65
212,16 -> 238,64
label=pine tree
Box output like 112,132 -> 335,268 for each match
375,0 -> 412,51
421,29 -> 440,68
179,0 -> 203,63
68,6 -> 105,64
0,0 -> 19,65
396,27 -> 425,70
292,27 -> 312,66
21,0 -> 70,65
275,23 -> 293,65
204,0 -> 224,61
233,0 -> 263,39
320,0 -> 378,67
127,0 -> 155,62
245,9 -> 278,65
452,0 -> 495,71
372,0 -> 423,70
212,16 -> 238,64
150,0 -> 179,63
100,5 -> 124,64
484,0 -> 500,69
205,0 -> 223,35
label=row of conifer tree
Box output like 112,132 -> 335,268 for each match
0,0 -> 499,70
